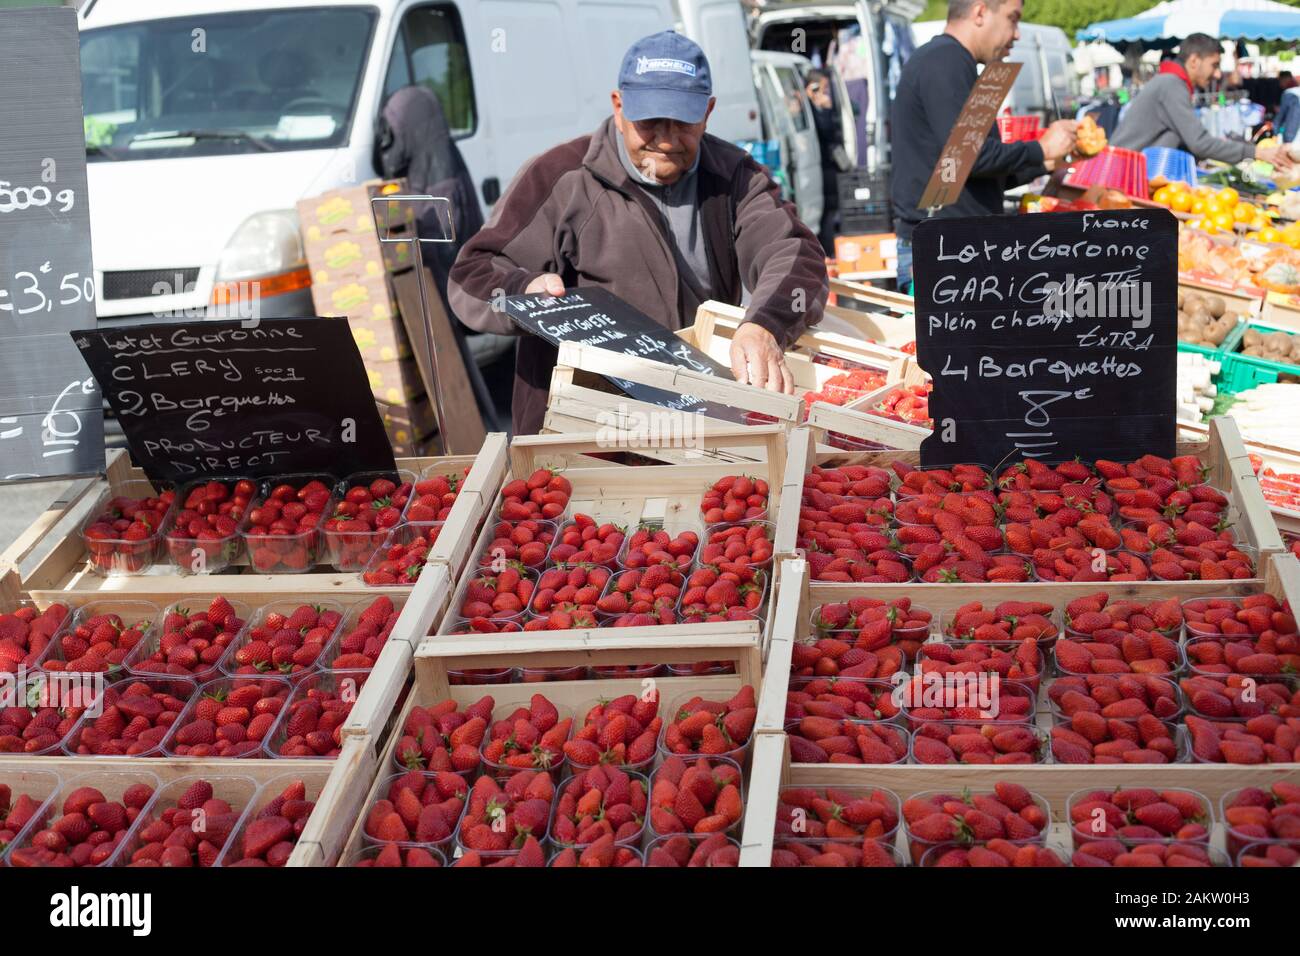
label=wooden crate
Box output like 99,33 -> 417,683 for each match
339,563 -> 452,752
738,554 -> 1300,866
0,735 -> 373,867
773,418 -> 1286,577
435,427 -> 790,643
334,637 -> 761,865
1177,419 -> 1300,538
8,436 -> 507,605
678,300 -> 910,383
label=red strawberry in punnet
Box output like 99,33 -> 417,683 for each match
814,598 -> 933,659
786,716 -> 907,764
458,565 -> 535,621
167,676 -> 292,758
457,771 -> 554,852
564,690 -> 661,770
891,462 -> 990,497
226,603 -> 341,677
498,469 -> 571,522
680,565 -> 765,617
8,780 -> 156,867
131,597 -> 244,680
407,470 -> 466,523
122,778 -> 246,867
598,566 -> 684,618
363,770 -> 468,846
901,786 -> 1049,863
354,843 -> 444,867
1068,787 -> 1210,846
549,514 -> 625,566
772,836 -> 900,867
701,475 -> 769,524
47,608 -> 152,674
550,764 -> 648,846
481,694 -> 571,771
83,487 -> 176,573
621,526 -> 698,570
918,639 -> 1044,693
1182,594 -> 1293,639
326,595 -> 400,671
243,478 -> 332,573
648,755 -> 744,836
646,833 -> 739,867
697,522 -> 774,570
64,677 -> 193,757
1221,782 -> 1300,858
165,478 -> 255,568
528,564 -> 611,616
393,695 -> 493,773
478,518 -> 555,569
926,840 -> 1065,868
549,834 -> 642,867
0,784 -> 47,850
224,779 -> 314,866
910,720 -> 1045,765
661,686 -> 755,759
945,600 -> 1058,645
272,677 -> 361,757
0,603 -> 70,674
322,473 -> 413,569
362,525 -> 440,586
785,676 -> 902,724
775,785 -> 898,840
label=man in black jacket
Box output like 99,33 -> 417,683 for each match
890,0 -> 1076,291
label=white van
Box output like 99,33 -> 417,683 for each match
78,0 -> 760,325
751,50 -> 823,234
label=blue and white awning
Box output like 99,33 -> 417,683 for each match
1080,0 -> 1300,43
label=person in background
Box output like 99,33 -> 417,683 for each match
806,68 -> 852,255
889,0 -> 1076,292
448,31 -> 828,435
1112,34 -> 1293,169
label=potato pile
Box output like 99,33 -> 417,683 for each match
1177,289 -> 1239,347
1241,325 -> 1300,365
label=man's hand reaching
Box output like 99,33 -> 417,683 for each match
524,273 -> 566,296
730,322 -> 794,394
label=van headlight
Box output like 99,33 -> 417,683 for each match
216,210 -> 305,281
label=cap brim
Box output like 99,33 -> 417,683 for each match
620,88 -> 709,124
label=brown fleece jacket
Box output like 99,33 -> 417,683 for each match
448,116 -> 828,434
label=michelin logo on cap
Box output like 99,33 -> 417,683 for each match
636,56 -> 697,77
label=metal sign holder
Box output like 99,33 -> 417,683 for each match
371,194 -> 455,456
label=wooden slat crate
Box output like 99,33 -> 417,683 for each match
737,554 -> 1300,866
678,300 -> 910,383
9,436 -> 507,605
0,735 -> 373,867
332,629 -> 763,865
435,426 -> 790,646
774,418 -> 1286,579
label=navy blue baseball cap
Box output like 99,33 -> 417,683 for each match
618,31 -> 713,124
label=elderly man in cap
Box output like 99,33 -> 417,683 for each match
449,30 -> 828,435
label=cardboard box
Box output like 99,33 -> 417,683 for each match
298,179 -> 415,242
378,397 -> 439,441
309,275 -> 411,362
306,230 -> 413,284
835,233 -> 898,274
366,357 -> 425,406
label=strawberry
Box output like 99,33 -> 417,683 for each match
457,566 -> 536,621
321,472 -> 414,569
223,780 -> 313,866
901,788 -> 1048,863
621,525 -> 700,570
364,524 -> 442,585
697,522 -> 775,571
354,843 -> 445,867
662,689 -> 755,758
64,678 -> 192,757
0,603 -> 70,674
527,564 -> 612,616
701,474 -> 769,524
392,696 -> 492,774
225,602 -> 340,678
322,595 -> 400,671
910,720 -> 1045,765
83,487 -> 176,574
458,772 -> 554,852
167,677 -> 291,758
481,695 -> 570,770
1067,787 -> 1209,847
244,479 -> 332,573
549,514 -> 625,566
646,833 -> 739,867
121,777 -> 247,867
565,692 -> 661,769
477,518 -> 556,569
46,609 -> 152,675
649,756 -> 745,836
498,469 -> 569,522
164,478 -> 255,570
130,598 -> 246,680
775,785 -> 898,841
550,764 -> 647,846
8,780 -> 155,868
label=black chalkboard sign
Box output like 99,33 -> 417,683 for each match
913,209 -> 1178,467
501,287 -> 747,423
0,7 -> 104,481
73,318 -> 396,484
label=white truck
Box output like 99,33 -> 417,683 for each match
77,0 -> 761,326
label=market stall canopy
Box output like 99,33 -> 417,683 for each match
1079,0 -> 1300,43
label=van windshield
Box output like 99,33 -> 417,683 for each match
81,7 -> 376,161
